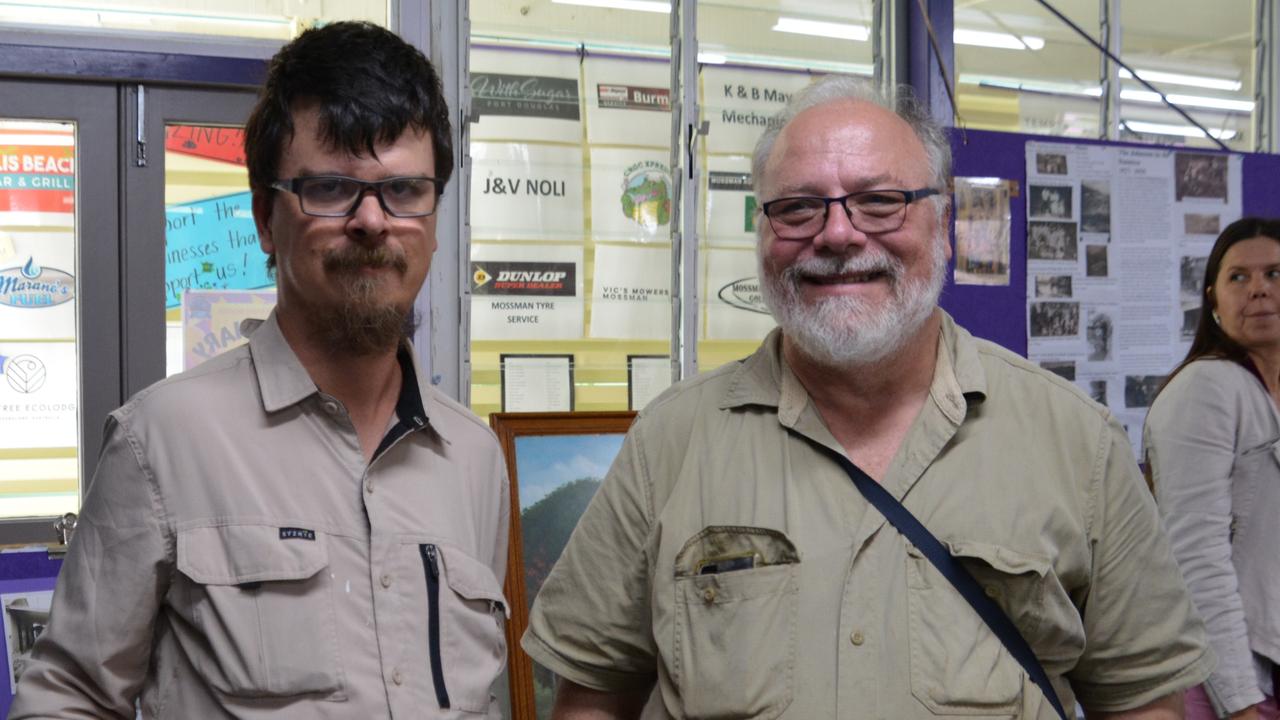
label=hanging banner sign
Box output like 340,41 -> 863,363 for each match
584,56 -> 671,147
700,66 -> 813,155
705,156 -> 757,246
703,247 -> 776,341
589,148 -> 672,242
471,142 -> 585,241
0,128 -> 75,226
0,231 -> 76,340
589,244 -> 669,340
164,126 -> 247,166
471,49 -> 582,143
164,191 -> 272,309
471,244 -> 584,340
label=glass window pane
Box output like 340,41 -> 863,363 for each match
164,124 -> 274,377
0,119 -> 80,519
0,0 -> 386,41
697,0 -> 874,373
1119,1 -> 1254,151
955,0 -> 1102,137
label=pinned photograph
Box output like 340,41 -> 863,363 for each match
3,590 -> 52,692
1086,245 -> 1108,277
953,178 -> 1011,286
1028,221 -> 1079,261
1182,306 -> 1202,340
1125,375 -> 1165,409
1180,256 -> 1208,303
1087,310 -> 1113,362
1034,275 -> 1073,299
1081,180 -> 1110,235
1040,360 -> 1076,381
1029,301 -> 1080,337
1174,152 -> 1228,202
1089,380 -> 1107,405
1029,185 -> 1073,220
1184,213 -> 1220,235
1036,152 -> 1068,175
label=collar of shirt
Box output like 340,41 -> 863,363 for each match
243,311 -> 448,446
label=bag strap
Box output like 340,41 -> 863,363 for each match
799,434 -> 1070,720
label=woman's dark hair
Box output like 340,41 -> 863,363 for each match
243,21 -> 454,196
1161,216 -> 1280,389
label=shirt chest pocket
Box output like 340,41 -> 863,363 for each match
670,527 -> 800,720
176,524 -> 345,700
905,540 -> 1054,717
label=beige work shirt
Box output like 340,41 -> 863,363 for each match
10,312 -> 510,719
524,314 -> 1212,719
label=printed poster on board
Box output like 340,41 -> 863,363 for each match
164,192 -> 272,309
704,156 -> 757,246
583,55 -> 671,147
702,247 -> 775,341
182,289 -> 277,370
589,244 -> 669,340
471,243 -> 584,340
700,66 -> 812,155
0,124 -> 74,227
471,142 -> 585,241
589,148 -> 672,243
0,341 -> 77,450
0,231 -> 76,340
471,48 -> 582,144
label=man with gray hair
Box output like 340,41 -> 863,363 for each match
523,75 -> 1212,719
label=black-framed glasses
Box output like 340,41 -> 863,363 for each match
761,188 -> 940,238
271,175 -> 442,218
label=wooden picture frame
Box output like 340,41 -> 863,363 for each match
489,411 -> 637,720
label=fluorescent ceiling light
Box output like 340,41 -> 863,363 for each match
1121,89 -> 1254,112
954,29 -> 1044,50
697,52 -> 727,64
772,17 -> 869,42
1123,120 -> 1236,140
1119,68 -> 1241,92
551,0 -> 670,12
960,73 -> 1099,97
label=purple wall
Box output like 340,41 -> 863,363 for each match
940,128 -> 1280,357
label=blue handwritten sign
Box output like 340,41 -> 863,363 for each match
164,191 -> 272,309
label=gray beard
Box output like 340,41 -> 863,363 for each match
758,233 -> 948,369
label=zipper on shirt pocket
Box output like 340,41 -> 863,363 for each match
419,543 -> 451,709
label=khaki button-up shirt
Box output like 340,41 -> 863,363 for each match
524,314 -> 1212,719
10,313 -> 510,719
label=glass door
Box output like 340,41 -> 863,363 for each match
0,79 -> 119,540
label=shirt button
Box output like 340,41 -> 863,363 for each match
380,573 -> 392,589
701,587 -> 717,603
322,400 -> 339,415
850,630 -> 865,646
365,479 -> 374,494
392,669 -> 403,686
984,585 -> 1001,599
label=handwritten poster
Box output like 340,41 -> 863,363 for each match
164,192 -> 271,309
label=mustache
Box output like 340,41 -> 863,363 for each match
781,252 -> 904,283
322,246 -> 408,274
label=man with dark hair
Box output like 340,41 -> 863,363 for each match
10,22 -> 510,718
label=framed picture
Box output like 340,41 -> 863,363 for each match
500,354 -> 575,412
489,411 -> 637,720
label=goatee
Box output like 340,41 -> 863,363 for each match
313,245 -> 417,356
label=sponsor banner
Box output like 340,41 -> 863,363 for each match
589,148 -> 673,243
164,125 -> 246,166
0,129 -> 75,226
471,49 -> 582,143
704,156 -> 757,246
701,66 -> 813,154
165,191 -> 272,309
471,142 -> 585,241
0,341 -> 78,450
589,244 -> 670,340
703,247 -> 775,341
0,231 -> 76,340
584,56 -> 671,146
471,244 -> 584,340
182,289 -> 277,371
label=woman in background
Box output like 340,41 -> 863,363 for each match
1145,217 -> 1280,720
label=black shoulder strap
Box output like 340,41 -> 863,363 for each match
802,435 -> 1069,720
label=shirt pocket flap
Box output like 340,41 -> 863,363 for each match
941,539 -> 1051,578
439,545 -> 508,617
177,525 -> 329,585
